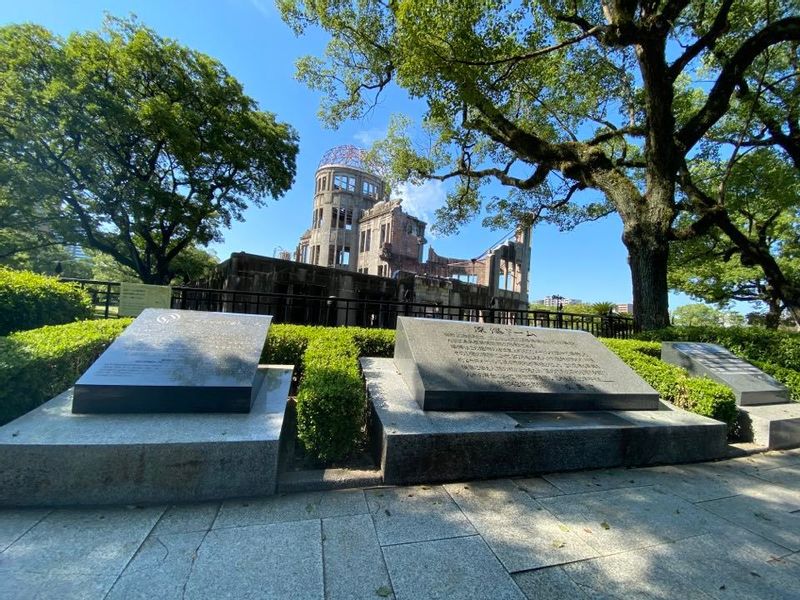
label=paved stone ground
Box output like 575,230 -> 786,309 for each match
1,449 -> 799,599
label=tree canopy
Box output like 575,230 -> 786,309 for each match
669,148 -> 800,327
0,17 -> 298,284
280,0 -> 799,329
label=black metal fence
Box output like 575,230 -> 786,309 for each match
63,279 -> 637,339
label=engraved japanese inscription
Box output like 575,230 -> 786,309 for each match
393,317 -> 659,412
443,327 -> 611,392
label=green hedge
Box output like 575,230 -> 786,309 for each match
0,319 -> 132,425
295,329 -> 365,461
0,268 -> 93,335
262,325 -> 395,461
752,361 -> 800,402
601,339 -> 738,431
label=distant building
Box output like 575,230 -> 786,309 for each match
294,145 -> 532,308
536,296 -> 583,308
616,303 -> 634,314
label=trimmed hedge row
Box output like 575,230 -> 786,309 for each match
752,361 -> 800,402
0,318 -> 132,425
263,325 -> 395,461
0,268 -> 93,335
295,329 -> 365,462
601,339 -> 738,431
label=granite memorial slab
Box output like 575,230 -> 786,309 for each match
393,317 -> 659,411
72,308 -> 272,413
661,342 -> 789,406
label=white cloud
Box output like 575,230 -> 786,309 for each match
353,128 -> 386,147
247,0 -> 272,18
394,180 -> 447,236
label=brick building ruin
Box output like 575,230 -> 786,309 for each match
201,146 -> 532,320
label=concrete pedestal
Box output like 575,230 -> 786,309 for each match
0,365 -> 292,507
362,358 -> 728,485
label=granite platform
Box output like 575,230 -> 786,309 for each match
0,365 -> 293,507
363,358 -> 728,485
739,402 -> 800,450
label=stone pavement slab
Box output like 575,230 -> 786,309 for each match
639,461 -> 768,503
540,467 -> 660,495
382,535 -> 525,600
512,567 -> 591,600
0,509 -> 49,552
538,486 -> 729,554
322,514 -> 394,600
697,493 -> 800,552
0,506 -> 163,576
641,529 -> 800,599
366,485 -> 476,546
151,503 -> 220,535
2,450 -> 800,599
105,531 -> 207,600
511,476 -> 564,498
183,519 -> 323,599
214,488 -> 366,529
444,479 -> 597,572
749,464 -> 800,493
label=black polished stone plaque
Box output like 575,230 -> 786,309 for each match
72,309 -> 272,414
661,342 -> 788,406
393,317 -> 659,411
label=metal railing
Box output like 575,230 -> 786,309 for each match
62,279 -> 637,338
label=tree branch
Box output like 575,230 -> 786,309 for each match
677,16 -> 800,152
667,0 -> 734,80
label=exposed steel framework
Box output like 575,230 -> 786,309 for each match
318,144 -> 387,178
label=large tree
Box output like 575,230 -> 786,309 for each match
280,0 -> 799,329
669,148 -> 800,327
0,17 -> 298,284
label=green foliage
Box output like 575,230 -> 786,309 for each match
671,304 -> 725,327
0,268 -> 92,335
601,338 -> 738,431
263,325 -> 395,461
280,0 -> 798,330
0,318 -> 131,424
0,17 -> 298,284
752,361 -> 800,402
669,149 -> 800,324
295,329 -> 364,462
349,328 -> 395,358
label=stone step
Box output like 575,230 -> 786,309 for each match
739,403 -> 800,450
0,366 -> 293,507
278,468 -> 383,493
362,357 -> 729,486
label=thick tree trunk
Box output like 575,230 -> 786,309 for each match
765,300 -> 783,330
624,228 -> 672,331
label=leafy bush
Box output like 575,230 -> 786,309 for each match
752,361 -> 800,402
262,325 -> 395,461
0,319 -> 131,425
262,324 -> 316,375
349,327 -> 395,358
294,329 -> 365,461
0,268 -> 93,335
601,338 -> 738,431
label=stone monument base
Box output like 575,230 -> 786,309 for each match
0,365 -> 292,507
739,403 -> 800,450
362,358 -> 728,485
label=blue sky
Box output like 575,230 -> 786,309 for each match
2,0 -> 729,311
